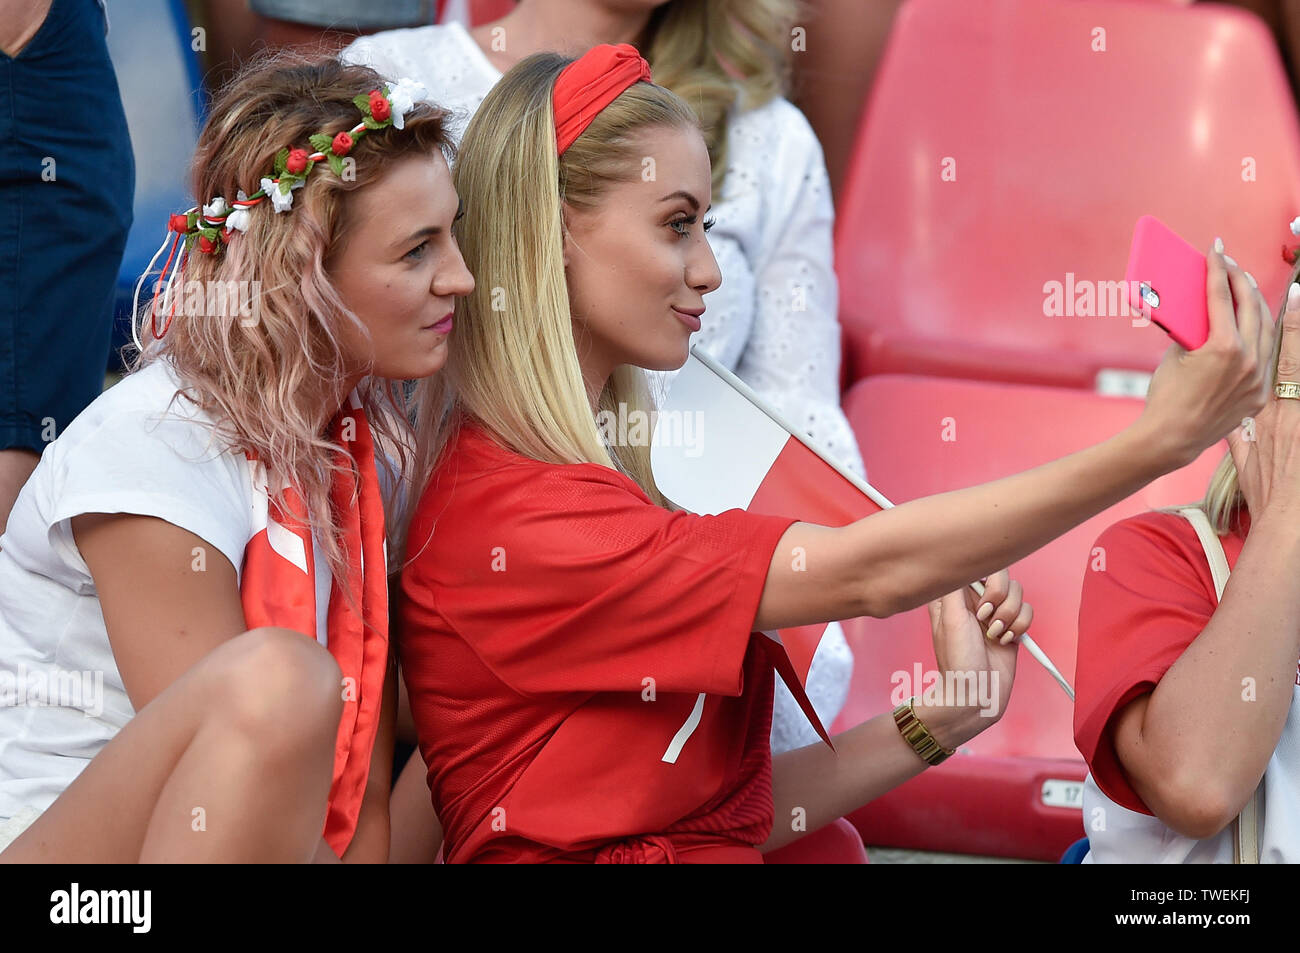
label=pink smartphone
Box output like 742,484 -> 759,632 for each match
1124,215 -> 1210,350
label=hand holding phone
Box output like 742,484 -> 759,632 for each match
1124,215 -> 1210,350
1134,221 -> 1275,469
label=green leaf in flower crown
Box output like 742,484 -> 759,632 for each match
353,93 -> 372,116
309,133 -> 334,154
278,178 -> 292,195
362,114 -> 385,130
274,147 -> 289,175
187,211 -> 199,230
327,152 -> 345,177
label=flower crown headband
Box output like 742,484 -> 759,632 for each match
1283,217 -> 1300,266
132,77 -> 427,348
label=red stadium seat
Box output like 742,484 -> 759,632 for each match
835,0 -> 1300,389
833,374 -> 1223,860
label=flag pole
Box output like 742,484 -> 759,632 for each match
689,345 -> 1076,702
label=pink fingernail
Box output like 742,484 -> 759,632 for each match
976,602 -> 994,622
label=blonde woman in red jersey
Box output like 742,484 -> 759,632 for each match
393,45 -> 1275,862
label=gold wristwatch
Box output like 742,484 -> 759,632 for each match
892,697 -> 955,766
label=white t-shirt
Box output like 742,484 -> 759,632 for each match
1082,687 -> 1300,863
341,23 -> 859,752
0,359 -> 332,821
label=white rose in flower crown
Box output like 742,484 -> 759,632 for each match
203,196 -> 230,220
387,77 -> 427,131
225,191 -> 252,232
260,176 -> 304,213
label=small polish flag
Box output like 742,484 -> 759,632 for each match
651,346 -> 889,747
652,346 -> 1077,722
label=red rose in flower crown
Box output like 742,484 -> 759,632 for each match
198,234 -> 217,254
285,148 -> 309,174
369,90 -> 391,122
1285,216 -> 1300,266
169,213 -> 190,233
332,132 -> 353,156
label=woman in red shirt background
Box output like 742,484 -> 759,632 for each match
394,45 -> 1275,862
1075,273 -> 1300,863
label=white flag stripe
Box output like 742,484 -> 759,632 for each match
266,517 -> 309,574
653,346 -> 893,514
688,347 -> 894,509
651,351 -> 786,514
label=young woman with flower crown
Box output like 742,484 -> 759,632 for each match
0,52 -> 473,862
394,44 -> 1275,863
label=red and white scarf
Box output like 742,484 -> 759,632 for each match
239,389 -> 389,857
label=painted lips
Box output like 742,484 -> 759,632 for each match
672,307 -> 702,332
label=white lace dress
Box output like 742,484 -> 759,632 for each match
342,23 -> 864,753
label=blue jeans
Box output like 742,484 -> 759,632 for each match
0,0 -> 133,452
250,0 -> 437,30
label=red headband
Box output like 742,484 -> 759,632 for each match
552,43 -> 653,155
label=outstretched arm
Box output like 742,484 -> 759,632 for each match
754,249 -> 1274,632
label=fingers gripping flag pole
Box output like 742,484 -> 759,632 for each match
650,346 -> 1075,710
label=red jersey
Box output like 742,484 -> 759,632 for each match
1074,508 -> 1253,814
397,419 -> 800,863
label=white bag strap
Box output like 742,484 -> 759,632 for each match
1173,506 -> 1261,864
1175,506 -> 1231,599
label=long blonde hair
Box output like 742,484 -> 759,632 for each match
122,51 -> 454,601
638,0 -> 801,195
397,52 -> 703,566
1200,260 -> 1297,534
